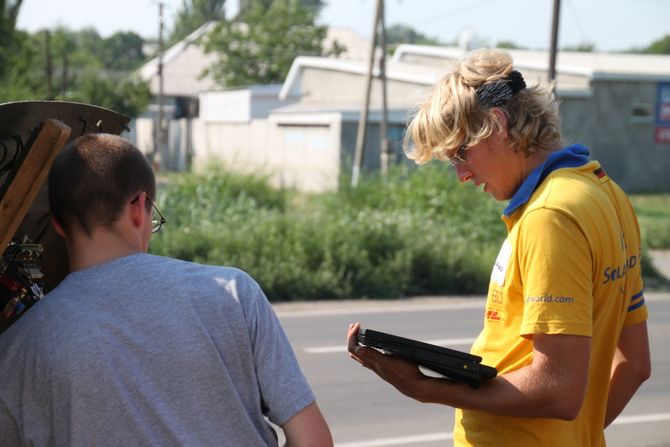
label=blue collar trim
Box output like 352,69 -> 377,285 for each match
503,144 -> 591,217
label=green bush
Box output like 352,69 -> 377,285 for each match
150,167 -> 668,301
629,194 -> 670,288
149,165 -> 505,301
157,167 -> 287,226
630,194 -> 670,249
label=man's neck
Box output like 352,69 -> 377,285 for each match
66,228 -> 145,272
519,148 -> 554,182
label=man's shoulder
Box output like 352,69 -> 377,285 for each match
519,163 -> 637,242
147,254 -> 254,281
527,162 -> 613,215
141,254 -> 262,296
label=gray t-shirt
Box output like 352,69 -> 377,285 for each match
0,253 -> 315,446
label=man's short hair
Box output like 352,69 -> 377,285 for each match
48,133 -> 156,237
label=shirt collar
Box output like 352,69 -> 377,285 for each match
503,144 -> 591,217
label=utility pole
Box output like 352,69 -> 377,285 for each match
155,1 -> 165,170
352,0 -> 388,187
548,0 -> 561,82
378,0 -> 390,176
44,30 -> 54,100
61,51 -> 68,98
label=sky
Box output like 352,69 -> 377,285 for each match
15,0 -> 669,52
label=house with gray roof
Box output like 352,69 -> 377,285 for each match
131,23 -> 670,192
261,44 -> 670,192
131,22 -> 371,173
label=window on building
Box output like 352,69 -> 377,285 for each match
630,103 -> 653,123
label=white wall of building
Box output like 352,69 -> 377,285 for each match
190,112 -> 343,192
200,90 -> 253,122
199,86 -> 296,123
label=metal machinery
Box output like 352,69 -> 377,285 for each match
0,101 -> 129,333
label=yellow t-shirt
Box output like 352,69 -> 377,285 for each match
453,154 -> 647,446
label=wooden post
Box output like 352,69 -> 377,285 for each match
156,1 -> 166,170
548,0 -> 561,82
378,0 -> 390,176
352,0 -> 382,187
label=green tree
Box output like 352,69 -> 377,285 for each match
644,34 -> 670,54
0,30 -> 45,100
203,0 -> 332,87
0,0 -> 23,79
72,27 -> 105,57
562,41 -> 596,52
102,31 -> 146,71
495,40 -> 525,50
68,71 -> 151,118
386,24 -> 441,46
169,0 -> 226,45
238,0 -> 324,15
385,23 -> 442,54
0,26 -> 150,118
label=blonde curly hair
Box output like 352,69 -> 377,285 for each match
404,49 -> 563,164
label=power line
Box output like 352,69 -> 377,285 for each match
564,0 -> 591,45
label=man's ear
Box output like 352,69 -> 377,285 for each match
129,193 -> 148,230
51,217 -> 66,239
490,107 -> 509,139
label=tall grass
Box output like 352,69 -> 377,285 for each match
628,194 -> 670,289
629,194 -> 670,250
149,165 -> 506,301
149,167 -> 668,301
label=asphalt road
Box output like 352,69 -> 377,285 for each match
274,292 -> 670,447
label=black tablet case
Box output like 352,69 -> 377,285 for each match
357,328 -> 497,387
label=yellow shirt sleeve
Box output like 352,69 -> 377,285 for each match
516,208 -> 593,338
622,201 -> 647,327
